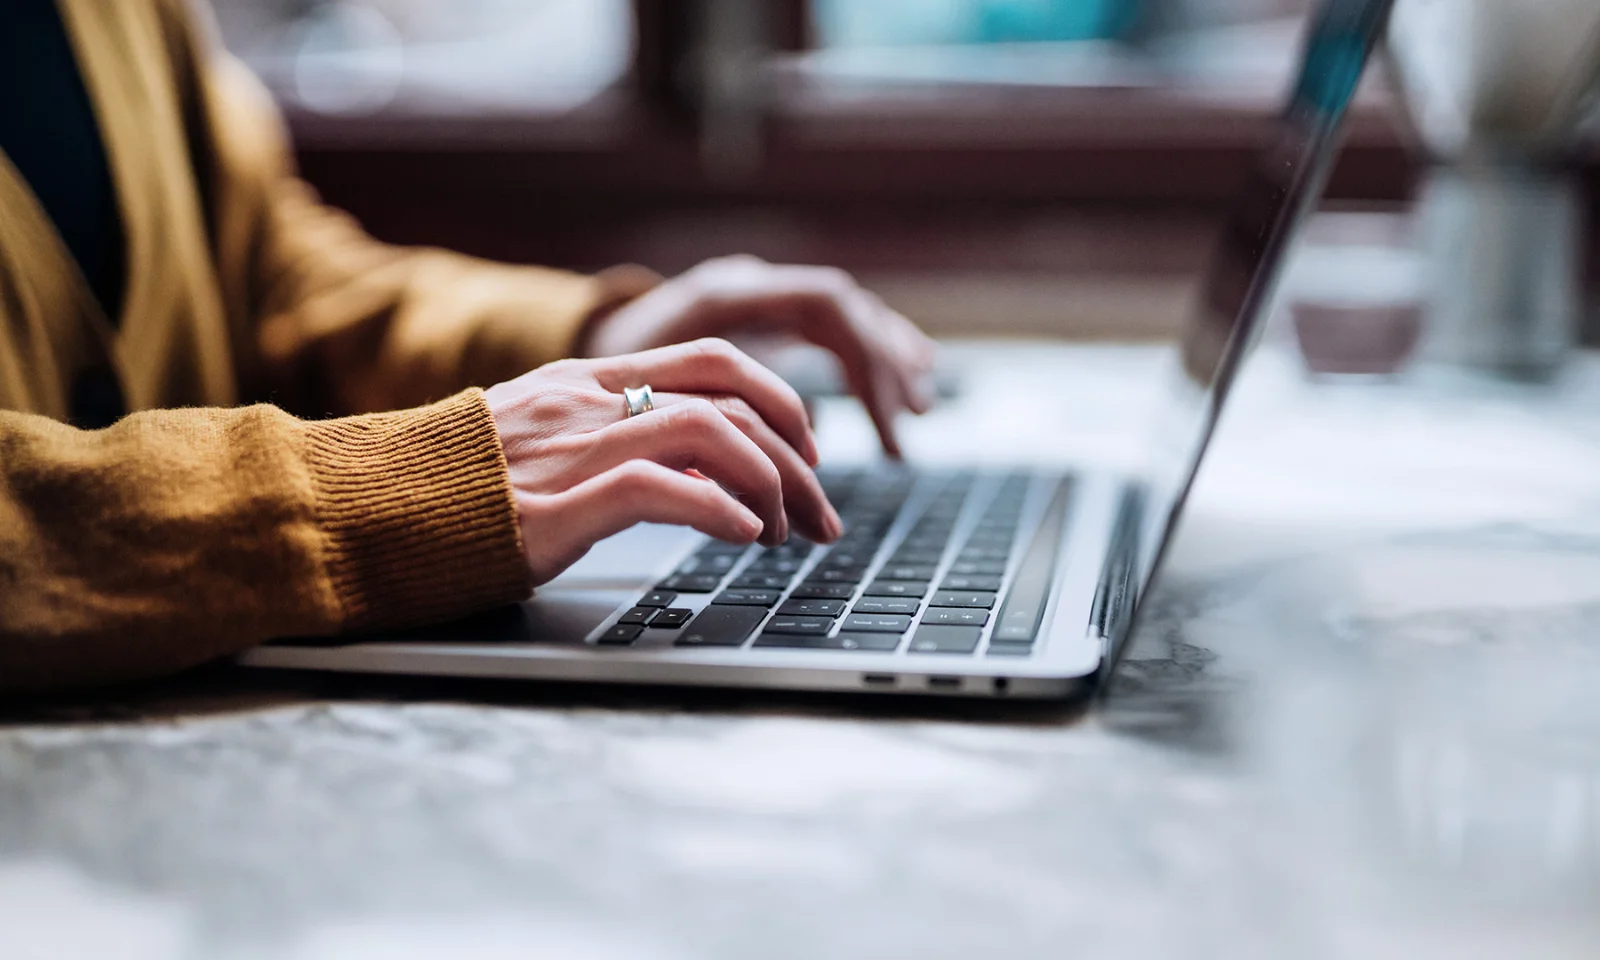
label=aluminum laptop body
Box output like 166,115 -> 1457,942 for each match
240,0 -> 1394,699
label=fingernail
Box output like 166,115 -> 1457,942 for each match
826,505 -> 844,541
739,509 -> 764,541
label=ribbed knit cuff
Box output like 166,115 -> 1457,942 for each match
302,389 -> 532,632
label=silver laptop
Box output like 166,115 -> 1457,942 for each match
241,0 -> 1394,699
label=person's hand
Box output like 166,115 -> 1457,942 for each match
582,255 -> 938,458
484,338 -> 843,585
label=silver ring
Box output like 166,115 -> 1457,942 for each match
622,385 -> 655,418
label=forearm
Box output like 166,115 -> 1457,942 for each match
195,49 -> 660,415
0,391 -> 530,693
251,192 -> 658,413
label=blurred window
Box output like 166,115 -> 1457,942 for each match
804,0 -> 1314,90
815,0 -> 1144,47
207,0 -> 634,116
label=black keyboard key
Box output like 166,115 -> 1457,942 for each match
814,567 -> 867,583
677,553 -> 738,575
777,598 -> 847,618
841,613 -> 913,634
908,625 -> 982,655
731,573 -> 791,590
941,575 -> 1003,592
851,596 -> 920,615
992,624 -> 1036,644
658,574 -> 722,593
830,548 -> 882,566
754,632 -> 901,652
930,590 -> 997,609
675,606 -> 766,648
948,560 -> 1007,576
863,580 -> 929,599
638,591 -> 677,608
650,608 -> 693,628
698,541 -> 749,556
958,547 -> 1011,561
879,564 -> 937,582
747,558 -> 804,576
598,624 -> 643,645
965,533 -> 1015,548
821,551 -> 871,568
763,615 -> 833,636
890,550 -> 945,565
922,607 -> 990,627
618,606 -> 656,625
713,589 -> 781,607
790,582 -> 856,600
760,542 -> 814,558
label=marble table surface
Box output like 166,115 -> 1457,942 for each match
5,341 -> 1600,960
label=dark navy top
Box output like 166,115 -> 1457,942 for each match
0,0 -> 129,425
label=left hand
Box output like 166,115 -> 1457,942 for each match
581,255 -> 937,458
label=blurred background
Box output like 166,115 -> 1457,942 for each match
204,0 -> 1600,347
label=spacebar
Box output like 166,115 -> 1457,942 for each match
990,480 -> 1070,645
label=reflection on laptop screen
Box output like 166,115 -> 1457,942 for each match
1126,0 -> 1396,632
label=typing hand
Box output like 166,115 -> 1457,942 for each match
581,255 -> 938,458
485,339 -> 843,585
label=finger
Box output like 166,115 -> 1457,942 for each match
783,289 -> 907,458
655,392 -> 842,543
727,265 -> 917,456
568,398 -> 790,545
867,294 -> 939,415
588,338 -> 819,467
864,357 -> 906,460
523,462 -> 763,583
815,272 -> 936,421
832,289 -> 932,424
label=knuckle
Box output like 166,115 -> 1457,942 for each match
713,396 -> 756,428
609,460 -> 660,495
525,386 -> 584,426
698,253 -> 762,276
757,456 -> 782,490
671,398 -> 725,440
819,265 -> 853,289
693,337 -> 743,368
539,357 -> 584,380
797,265 -> 854,299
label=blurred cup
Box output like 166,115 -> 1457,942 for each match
1283,212 -> 1425,379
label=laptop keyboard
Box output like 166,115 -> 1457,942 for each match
600,468 -> 1070,658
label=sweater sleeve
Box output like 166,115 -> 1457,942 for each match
172,7 -> 659,416
0,390 -> 531,694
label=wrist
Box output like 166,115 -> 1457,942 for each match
572,265 -> 667,358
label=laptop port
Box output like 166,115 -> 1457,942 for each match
992,677 -> 1010,695
862,673 -> 896,687
927,676 -> 962,690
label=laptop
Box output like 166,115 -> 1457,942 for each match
240,0 -> 1395,699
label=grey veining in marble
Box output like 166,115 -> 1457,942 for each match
4,342 -> 1600,959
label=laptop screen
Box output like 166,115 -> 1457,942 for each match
1123,0 -> 1396,640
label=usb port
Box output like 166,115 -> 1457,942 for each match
862,673 -> 896,687
927,676 -> 962,690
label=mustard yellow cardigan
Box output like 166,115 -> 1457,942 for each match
0,0 -> 656,692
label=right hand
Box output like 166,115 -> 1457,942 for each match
484,338 -> 844,585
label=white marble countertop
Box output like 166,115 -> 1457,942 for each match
5,341 -> 1600,960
